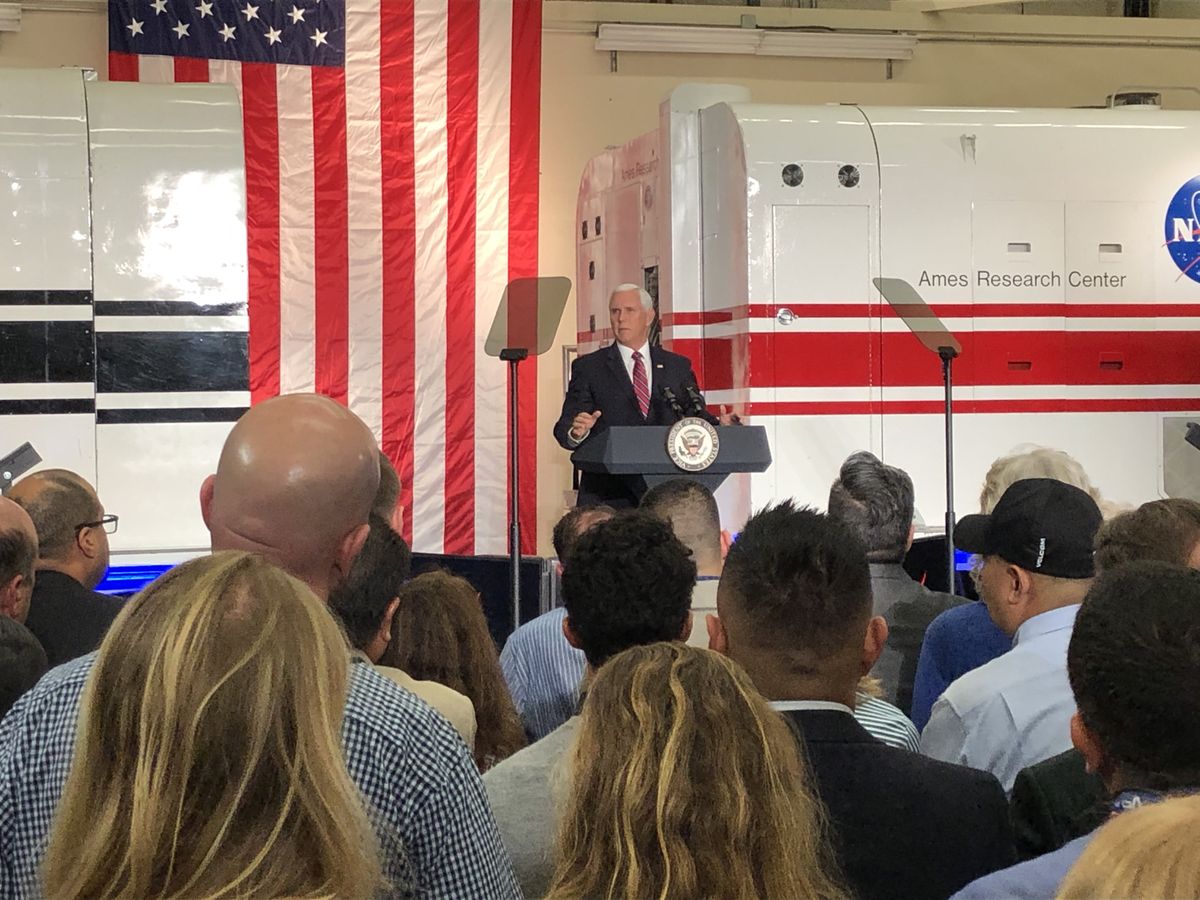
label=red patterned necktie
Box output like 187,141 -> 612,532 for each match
632,350 -> 650,418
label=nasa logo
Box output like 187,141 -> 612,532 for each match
667,417 -> 720,472
1165,176 -> 1200,283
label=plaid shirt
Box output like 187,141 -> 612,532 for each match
0,654 -> 520,899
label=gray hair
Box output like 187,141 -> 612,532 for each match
611,283 -> 653,311
11,470 -> 101,562
827,451 -> 914,562
980,446 -> 1104,514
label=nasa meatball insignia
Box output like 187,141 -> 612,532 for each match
667,418 -> 720,473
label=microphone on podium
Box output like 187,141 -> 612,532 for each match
684,384 -> 707,418
662,387 -> 686,420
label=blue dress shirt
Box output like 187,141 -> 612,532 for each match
921,605 -> 1080,792
500,606 -> 586,741
951,833 -> 1092,899
910,601 -> 1012,730
0,654 -> 520,898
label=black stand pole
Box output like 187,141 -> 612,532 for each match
500,347 -> 529,632
939,346 -> 959,595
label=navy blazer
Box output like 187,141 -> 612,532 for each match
783,708 -> 1015,900
554,342 -> 715,505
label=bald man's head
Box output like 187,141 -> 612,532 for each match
8,469 -> 109,590
200,394 -> 380,599
0,497 -> 37,622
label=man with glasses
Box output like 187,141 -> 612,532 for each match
8,469 -> 123,667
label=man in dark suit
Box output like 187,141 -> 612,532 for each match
8,470 -> 123,667
827,451 -> 965,715
707,501 -> 1014,900
554,284 -> 725,506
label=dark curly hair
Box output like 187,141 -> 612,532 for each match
560,511 -> 696,668
1068,560 -> 1200,789
720,500 -> 871,658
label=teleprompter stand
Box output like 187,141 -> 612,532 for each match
485,277 -> 572,633
874,278 -> 964,595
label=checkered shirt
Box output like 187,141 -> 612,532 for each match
0,654 -> 520,898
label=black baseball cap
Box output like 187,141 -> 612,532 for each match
954,478 -> 1103,579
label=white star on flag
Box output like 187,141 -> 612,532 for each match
150,0 -> 167,14
126,18 -> 144,36
310,28 -> 328,47
265,26 -> 283,45
218,22 -> 236,41
172,21 -> 190,38
195,1 -> 214,18
289,6 -> 305,24
242,3 -> 259,20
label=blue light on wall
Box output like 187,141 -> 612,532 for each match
95,565 -> 174,597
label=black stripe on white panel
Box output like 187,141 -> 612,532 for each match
96,407 -> 247,425
0,399 -> 95,416
93,300 -> 246,317
96,332 -> 249,394
0,322 -> 95,383
0,290 -> 93,306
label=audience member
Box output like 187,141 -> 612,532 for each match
374,451 -> 405,533
485,512 -> 696,898
0,498 -> 46,716
329,517 -> 477,748
640,478 -> 729,648
1007,498 -> 1200,861
954,562 -> 1200,898
910,447 -> 1107,730
41,553 -> 382,898
827,451 -> 964,715
499,504 -> 615,740
384,570 -> 525,771
922,479 -> 1101,791
546,642 -> 846,900
8,470 -> 123,667
708,501 -> 1014,900
0,394 -> 519,899
1057,794 -> 1200,900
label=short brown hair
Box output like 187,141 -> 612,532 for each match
1094,498 -> 1200,573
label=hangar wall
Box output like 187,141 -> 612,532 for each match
5,2 -> 1200,553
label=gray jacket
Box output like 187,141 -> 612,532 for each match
869,562 -> 965,716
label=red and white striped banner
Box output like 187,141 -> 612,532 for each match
109,0 -> 543,555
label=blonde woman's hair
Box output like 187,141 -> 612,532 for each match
979,445 -> 1114,516
546,642 -> 846,900
1058,794 -> 1200,900
42,552 -> 384,899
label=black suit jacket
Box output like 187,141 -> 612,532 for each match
1009,748 -> 1108,861
554,343 -> 717,506
25,570 -> 125,668
783,709 -> 1015,900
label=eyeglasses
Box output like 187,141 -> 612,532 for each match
75,514 -> 118,536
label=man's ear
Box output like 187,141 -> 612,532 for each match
76,526 -> 100,561
906,523 -> 916,553
719,530 -> 732,560
1071,712 -> 1111,781
0,576 -> 19,619
199,474 -> 216,532
389,503 -> 405,536
562,615 -> 583,651
706,613 -> 728,655
862,615 -> 888,674
336,522 -> 371,578
378,597 -> 400,648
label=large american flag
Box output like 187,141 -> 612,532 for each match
108,0 -> 543,555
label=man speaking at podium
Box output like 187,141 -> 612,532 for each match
554,284 -> 731,507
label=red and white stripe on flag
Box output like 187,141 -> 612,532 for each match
109,0 -> 543,556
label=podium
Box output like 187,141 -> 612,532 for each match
571,425 -> 772,498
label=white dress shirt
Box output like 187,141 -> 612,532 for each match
615,339 -> 653,396
920,604 -> 1079,792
